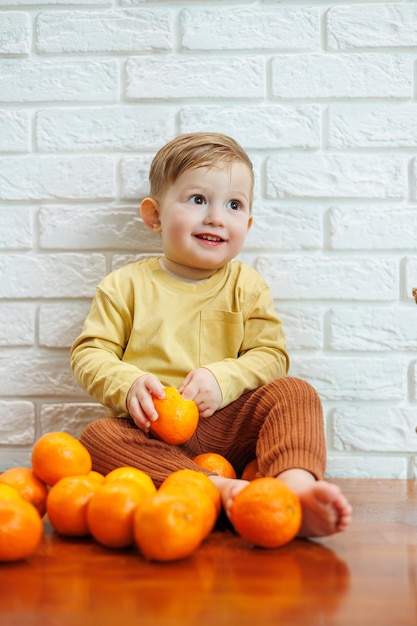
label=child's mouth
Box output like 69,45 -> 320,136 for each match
195,234 -> 225,243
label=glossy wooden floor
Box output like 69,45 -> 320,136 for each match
1,479 -> 417,626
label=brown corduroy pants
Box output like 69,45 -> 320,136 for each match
79,377 -> 326,487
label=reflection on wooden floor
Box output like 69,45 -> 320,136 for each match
1,479 -> 417,626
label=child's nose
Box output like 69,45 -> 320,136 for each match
203,203 -> 224,225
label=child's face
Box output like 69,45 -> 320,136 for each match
146,160 -> 253,280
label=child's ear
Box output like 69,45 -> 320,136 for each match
140,197 -> 162,233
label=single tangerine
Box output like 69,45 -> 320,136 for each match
0,467 -> 49,516
160,469 -> 221,516
87,480 -> 148,548
105,466 -> 156,496
0,499 -> 43,562
151,387 -> 199,445
46,474 -> 99,537
241,459 -> 260,482
133,490 -> 208,562
231,477 -> 302,549
158,481 -> 218,539
31,431 -> 92,486
193,452 -> 237,479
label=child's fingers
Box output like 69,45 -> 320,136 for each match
144,375 -> 166,400
128,394 -> 152,430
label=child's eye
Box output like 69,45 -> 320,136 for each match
227,200 -> 241,211
189,194 -> 206,205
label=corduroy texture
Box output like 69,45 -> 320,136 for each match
79,376 -> 326,487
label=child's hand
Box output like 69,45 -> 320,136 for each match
178,368 -> 222,418
126,374 -> 165,432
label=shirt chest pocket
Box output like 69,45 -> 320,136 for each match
199,309 -> 244,364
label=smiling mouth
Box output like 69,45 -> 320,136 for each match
195,234 -> 225,243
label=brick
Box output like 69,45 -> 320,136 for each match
405,257 -> 417,303
0,206 -> 33,249
39,205 -> 158,251
0,450 -> 32,472
0,110 -> 29,152
0,156 -> 115,200
0,11 -> 29,55
0,351 -> 81,396
329,103 -> 417,148
278,306 -> 323,351
326,456 -> 407,479
329,306 -> 417,351
0,401 -> 35,445
39,302 -> 91,348
122,0 -> 253,3
179,105 -> 320,149
0,254 -> 106,298
36,9 -> 172,53
36,106 -> 175,152
0,0 -> 109,5
126,56 -> 264,100
120,155 -> 153,199
413,362 -> 417,402
0,303 -> 35,346
327,4 -> 417,50
0,59 -> 118,102
412,159 -> 417,201
329,206 -> 417,249
40,403 -> 107,438
332,407 -> 417,453
266,154 -> 405,199
288,356 -> 406,401
180,6 -> 318,50
271,53 -> 411,98
256,256 -> 397,300
245,207 -> 322,250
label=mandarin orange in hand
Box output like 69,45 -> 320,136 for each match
0,498 -> 43,562
46,474 -> 99,537
133,490 -> 208,562
31,431 -> 92,486
231,477 -> 302,549
151,387 -> 199,445
0,467 -> 48,516
193,452 -> 236,479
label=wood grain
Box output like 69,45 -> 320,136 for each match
0,479 -> 416,626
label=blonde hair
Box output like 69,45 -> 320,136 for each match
148,132 -> 254,208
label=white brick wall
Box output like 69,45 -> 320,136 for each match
0,1 -> 416,477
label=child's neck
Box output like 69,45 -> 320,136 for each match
159,257 -> 216,284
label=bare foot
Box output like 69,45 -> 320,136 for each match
295,481 -> 352,537
278,469 -> 352,537
209,471 -> 352,539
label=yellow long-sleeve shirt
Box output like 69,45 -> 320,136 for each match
70,257 -> 289,416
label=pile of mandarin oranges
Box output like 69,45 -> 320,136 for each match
0,389 -> 302,563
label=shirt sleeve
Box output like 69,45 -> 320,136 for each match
70,286 -> 147,416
